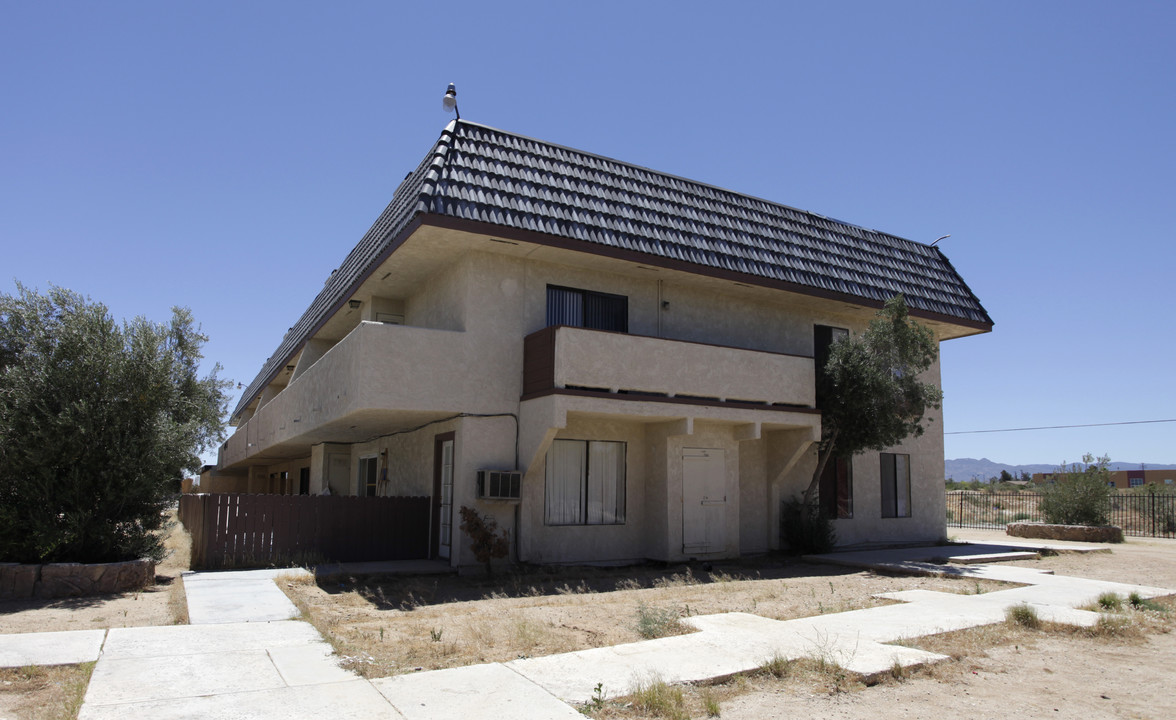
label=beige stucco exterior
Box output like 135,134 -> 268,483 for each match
216,223 -> 969,567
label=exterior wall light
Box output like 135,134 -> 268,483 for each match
442,83 -> 460,119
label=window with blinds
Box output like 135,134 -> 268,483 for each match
546,285 -> 628,333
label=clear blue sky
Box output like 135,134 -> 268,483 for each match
3,1 -> 1173,468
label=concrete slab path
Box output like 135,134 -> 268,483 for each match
2,538 -> 1171,719
0,628 -> 106,667
182,567 -> 311,624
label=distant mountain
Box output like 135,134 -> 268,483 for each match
945,457 -> 1176,481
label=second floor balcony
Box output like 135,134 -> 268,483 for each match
523,326 -> 815,409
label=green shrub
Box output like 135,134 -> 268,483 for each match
634,603 -> 684,639
0,285 -> 228,563
781,497 -> 836,553
1006,603 -> 1040,629
630,678 -> 688,720
1096,592 -> 1122,611
1039,455 -> 1114,526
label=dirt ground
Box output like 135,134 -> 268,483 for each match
0,515 -> 190,720
716,531 -> 1176,720
282,530 -> 1176,719
4,525 -> 1176,719
0,515 -> 190,635
280,559 -> 1013,678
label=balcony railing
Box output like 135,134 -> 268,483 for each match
523,326 -> 814,408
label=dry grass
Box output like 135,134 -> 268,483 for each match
0,662 -> 95,720
279,559 -> 1010,678
581,591 -> 1175,719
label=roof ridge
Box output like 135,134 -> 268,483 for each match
452,119 -> 938,255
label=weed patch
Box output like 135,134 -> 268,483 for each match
630,677 -> 689,720
1006,603 -> 1041,629
634,603 -> 686,639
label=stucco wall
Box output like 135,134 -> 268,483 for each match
658,281 -> 810,355
829,355 -> 947,546
519,416 -> 648,565
222,234 -> 959,565
738,438 -> 770,554
657,421 -> 743,562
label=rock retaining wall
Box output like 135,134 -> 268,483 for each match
1006,522 -> 1124,543
0,558 -> 155,600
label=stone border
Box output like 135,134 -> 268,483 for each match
0,558 -> 155,600
1006,522 -> 1123,543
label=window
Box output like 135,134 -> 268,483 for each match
359,456 -> 378,497
813,325 -> 849,406
880,453 -> 911,518
819,457 -> 853,519
1129,477 -> 1144,488
545,439 -> 626,525
547,285 -> 628,332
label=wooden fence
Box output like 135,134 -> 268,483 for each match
179,493 -> 431,570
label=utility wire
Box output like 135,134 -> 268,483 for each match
946,418 -> 1176,435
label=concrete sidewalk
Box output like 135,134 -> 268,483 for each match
2,539 -> 1171,719
182,567 -> 310,624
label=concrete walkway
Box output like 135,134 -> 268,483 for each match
1,540 -> 1171,719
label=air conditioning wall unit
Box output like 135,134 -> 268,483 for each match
477,469 -> 522,501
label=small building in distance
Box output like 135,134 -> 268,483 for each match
1033,468 -> 1176,489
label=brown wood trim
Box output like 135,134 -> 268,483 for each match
430,431 -> 456,559
520,387 -> 820,414
419,214 -> 994,333
522,326 -> 557,397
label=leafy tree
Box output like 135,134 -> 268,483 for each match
804,295 -> 943,505
0,285 -> 229,563
998,469 -> 1015,484
1039,454 -> 1114,526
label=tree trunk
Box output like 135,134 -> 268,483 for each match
802,428 -> 838,507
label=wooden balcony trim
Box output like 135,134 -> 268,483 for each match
519,387 -> 819,414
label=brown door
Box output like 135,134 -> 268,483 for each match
432,432 -> 456,559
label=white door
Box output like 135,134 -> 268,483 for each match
438,438 -> 454,559
682,448 -> 726,554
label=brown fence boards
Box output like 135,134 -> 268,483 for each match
178,493 -> 431,569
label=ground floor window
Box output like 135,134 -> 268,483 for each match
880,452 -> 911,518
545,439 -> 626,525
819,456 -> 853,519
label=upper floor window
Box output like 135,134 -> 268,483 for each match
547,285 -> 628,333
813,325 -> 849,407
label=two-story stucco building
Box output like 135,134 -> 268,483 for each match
210,119 -> 992,568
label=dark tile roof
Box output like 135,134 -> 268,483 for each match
233,120 -> 990,420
